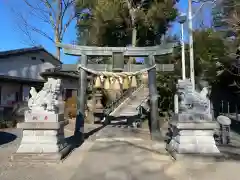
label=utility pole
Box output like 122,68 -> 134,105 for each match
178,14 -> 187,80
188,0 -> 195,90
181,23 -> 186,80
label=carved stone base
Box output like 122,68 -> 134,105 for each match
12,113 -> 71,162
166,121 -> 221,159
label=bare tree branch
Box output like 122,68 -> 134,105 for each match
60,13 -> 75,40
41,0 -> 57,19
19,12 -> 55,43
61,0 -> 75,22
8,0 -> 77,60
23,0 -> 52,15
17,22 -> 38,46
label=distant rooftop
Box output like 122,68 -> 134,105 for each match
0,46 -> 62,64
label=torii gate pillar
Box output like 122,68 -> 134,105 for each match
147,55 -> 161,140
75,54 -> 87,143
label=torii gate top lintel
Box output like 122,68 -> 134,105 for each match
56,42 -> 177,56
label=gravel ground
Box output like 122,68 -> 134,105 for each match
0,127 -> 85,180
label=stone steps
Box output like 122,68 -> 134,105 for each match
116,88 -> 149,117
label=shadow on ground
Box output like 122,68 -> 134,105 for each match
90,139 -> 167,155
0,131 -> 17,146
107,115 -> 147,129
66,124 -> 106,143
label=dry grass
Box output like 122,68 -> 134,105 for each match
64,96 -> 77,119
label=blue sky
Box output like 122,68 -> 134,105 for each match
0,0 -> 212,64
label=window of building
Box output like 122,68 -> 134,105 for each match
65,89 -> 73,100
40,58 -> 45,63
31,57 -> 36,60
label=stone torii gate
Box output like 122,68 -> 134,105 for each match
56,43 -> 176,140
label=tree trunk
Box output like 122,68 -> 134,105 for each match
56,46 -> 61,61
55,0 -> 62,61
128,27 -> 137,70
126,0 -> 137,71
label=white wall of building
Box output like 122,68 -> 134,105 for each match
0,51 -> 60,80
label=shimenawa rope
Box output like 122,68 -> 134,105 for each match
77,64 -> 156,77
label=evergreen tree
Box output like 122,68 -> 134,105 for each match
75,0 -> 179,46
212,0 -> 239,37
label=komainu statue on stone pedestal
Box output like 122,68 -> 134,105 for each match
12,77 -> 70,162
166,79 -> 220,159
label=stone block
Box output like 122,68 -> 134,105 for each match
17,144 -> 44,153
17,122 -> 63,130
42,144 -> 62,153
23,130 -> 35,136
24,111 -> 64,122
167,121 -> 220,158
169,120 -> 218,130
21,136 -> 58,144
34,130 -> 45,136
173,113 -> 212,122
44,130 -> 58,136
169,140 -> 220,154
178,130 -> 214,136
174,135 -> 216,144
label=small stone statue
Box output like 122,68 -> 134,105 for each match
28,77 -> 62,113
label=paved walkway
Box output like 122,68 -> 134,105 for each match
1,126 -> 240,180
70,138 -> 172,180
69,126 -> 240,180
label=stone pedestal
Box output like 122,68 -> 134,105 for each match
11,111 -> 70,162
166,119 -> 220,159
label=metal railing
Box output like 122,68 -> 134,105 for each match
218,100 -> 239,121
136,95 -> 150,116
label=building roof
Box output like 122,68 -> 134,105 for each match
40,67 -> 92,80
0,46 -> 62,64
0,74 -> 45,83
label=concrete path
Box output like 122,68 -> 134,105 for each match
69,126 -> 240,180
1,126 -> 240,180
70,126 -> 173,180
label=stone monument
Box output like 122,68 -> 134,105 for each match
166,79 -> 220,159
12,77 -> 70,162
